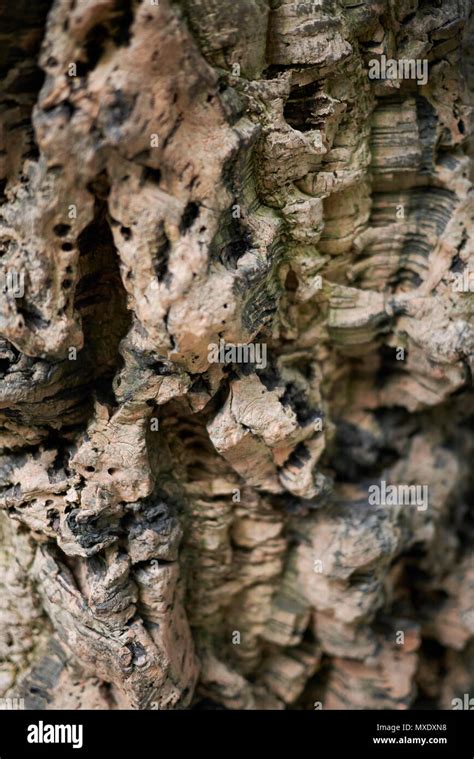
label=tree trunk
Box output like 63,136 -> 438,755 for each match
0,0 -> 473,710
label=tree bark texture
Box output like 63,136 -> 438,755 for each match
0,0 -> 473,710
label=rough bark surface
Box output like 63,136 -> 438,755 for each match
0,0 -> 473,710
